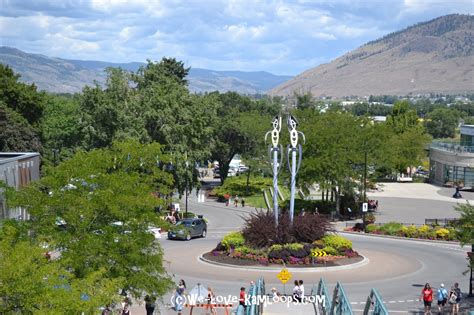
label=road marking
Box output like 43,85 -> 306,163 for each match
388,300 -> 396,303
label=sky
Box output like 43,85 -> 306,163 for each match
0,0 -> 472,75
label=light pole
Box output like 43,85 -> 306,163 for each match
185,160 -> 189,217
469,245 -> 473,297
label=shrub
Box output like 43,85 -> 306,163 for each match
242,210 -> 332,247
365,224 -> 379,233
267,247 -> 290,262
222,232 -> 245,250
212,176 -> 272,198
401,225 -> 418,238
292,214 -> 333,243
322,234 -> 352,251
321,246 -> 338,256
364,213 -> 376,224
379,222 -> 404,236
233,246 -> 261,256
417,225 -> 432,237
435,228 -> 450,239
284,243 -> 309,258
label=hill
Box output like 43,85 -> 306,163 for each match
271,14 -> 474,97
0,46 -> 292,94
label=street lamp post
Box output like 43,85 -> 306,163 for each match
363,149 -> 367,230
469,245 -> 473,297
185,160 -> 189,217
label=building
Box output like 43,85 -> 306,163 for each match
429,125 -> 474,188
0,152 -> 40,220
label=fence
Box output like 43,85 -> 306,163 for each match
363,288 -> 389,315
330,282 -> 353,315
424,218 -> 459,227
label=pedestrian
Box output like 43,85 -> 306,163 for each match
241,197 -> 245,207
449,283 -> 461,314
205,287 -> 217,315
234,195 -> 239,207
174,280 -> 186,315
420,283 -> 433,315
292,280 -> 302,303
101,304 -> 113,315
121,297 -> 132,315
145,295 -> 156,315
224,193 -> 230,206
436,283 -> 448,313
298,280 -> 305,302
239,287 -> 246,311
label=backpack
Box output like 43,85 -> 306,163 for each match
449,292 -> 457,304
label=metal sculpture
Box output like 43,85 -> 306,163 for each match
286,115 -> 305,224
265,116 -> 283,226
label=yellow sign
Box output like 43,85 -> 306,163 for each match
277,268 -> 292,284
311,250 -> 327,257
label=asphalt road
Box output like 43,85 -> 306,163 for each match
154,188 -> 471,314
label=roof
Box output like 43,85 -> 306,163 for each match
0,152 -> 40,165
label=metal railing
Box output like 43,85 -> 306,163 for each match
330,281 -> 353,315
311,278 -> 332,315
425,218 -> 459,227
245,277 -> 265,315
430,141 -> 474,153
363,288 -> 389,315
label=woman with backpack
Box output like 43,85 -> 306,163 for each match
420,283 -> 433,315
449,282 -> 461,314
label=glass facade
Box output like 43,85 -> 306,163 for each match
434,163 -> 474,187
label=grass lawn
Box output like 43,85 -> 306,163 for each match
245,186 -> 295,209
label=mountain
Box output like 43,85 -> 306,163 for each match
0,46 -> 292,94
271,14 -> 474,97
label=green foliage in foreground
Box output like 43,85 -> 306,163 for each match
0,224 -> 120,314
5,141 -> 174,304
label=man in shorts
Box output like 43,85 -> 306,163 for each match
436,283 -> 448,313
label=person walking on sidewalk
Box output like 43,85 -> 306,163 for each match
241,197 -> 245,207
436,283 -> 448,313
234,195 -> 239,207
449,283 -> 461,314
299,280 -> 305,302
421,283 -> 433,315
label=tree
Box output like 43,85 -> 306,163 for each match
210,92 -> 279,183
386,100 -> 419,134
0,102 -> 42,152
40,95 -> 82,164
295,92 -> 316,110
299,110 -> 361,215
8,141 -> 174,299
135,58 -> 190,88
0,223 -> 119,314
455,202 -> 474,246
425,108 -> 461,138
0,64 -> 46,125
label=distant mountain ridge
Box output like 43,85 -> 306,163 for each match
0,46 -> 292,94
271,14 -> 474,97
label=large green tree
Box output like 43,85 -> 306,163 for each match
8,141 -> 174,299
0,102 -> 42,152
425,107 -> 461,138
0,64 -> 46,126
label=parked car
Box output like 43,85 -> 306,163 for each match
148,226 -> 162,239
167,218 -> 207,240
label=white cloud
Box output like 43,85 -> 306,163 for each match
0,0 -> 472,75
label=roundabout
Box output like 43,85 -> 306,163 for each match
158,188 -> 471,314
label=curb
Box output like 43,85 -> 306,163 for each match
198,252 -> 369,273
340,231 -> 462,245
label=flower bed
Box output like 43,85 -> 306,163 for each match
208,232 -> 362,267
345,222 -> 457,241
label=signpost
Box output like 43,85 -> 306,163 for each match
362,202 -> 368,231
277,268 -> 292,296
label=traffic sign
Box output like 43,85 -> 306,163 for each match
277,268 -> 292,284
312,250 -> 327,257
362,202 -> 368,212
